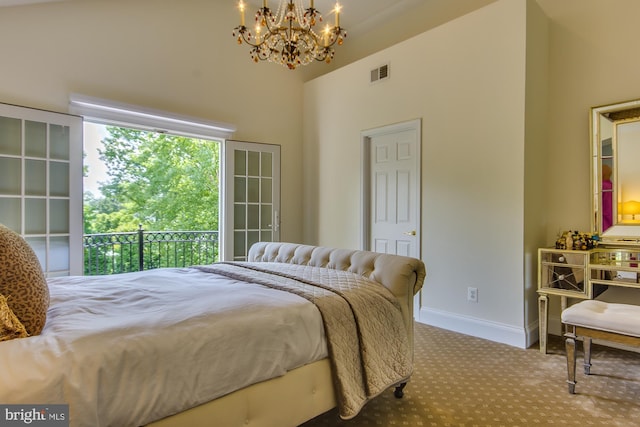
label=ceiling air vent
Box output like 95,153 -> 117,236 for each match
370,63 -> 390,84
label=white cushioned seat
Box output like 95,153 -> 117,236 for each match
561,300 -> 640,338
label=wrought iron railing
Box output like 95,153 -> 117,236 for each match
83,225 -> 219,275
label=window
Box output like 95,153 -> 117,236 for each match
71,94 -> 280,264
83,123 -> 222,274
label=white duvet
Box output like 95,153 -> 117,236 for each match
0,267 -> 328,427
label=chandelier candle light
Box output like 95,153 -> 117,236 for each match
232,0 -> 347,69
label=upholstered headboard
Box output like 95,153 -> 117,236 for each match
248,242 -> 426,349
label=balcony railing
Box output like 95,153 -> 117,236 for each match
83,225 -> 219,276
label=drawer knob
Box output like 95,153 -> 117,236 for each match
558,274 -> 565,280
559,256 -> 565,262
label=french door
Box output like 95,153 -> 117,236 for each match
223,140 -> 281,261
0,102 -> 83,276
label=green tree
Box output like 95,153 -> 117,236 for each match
83,127 -> 221,275
90,126 -> 220,233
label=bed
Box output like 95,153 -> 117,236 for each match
0,241 -> 426,427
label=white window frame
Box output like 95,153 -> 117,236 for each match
69,94 -> 236,140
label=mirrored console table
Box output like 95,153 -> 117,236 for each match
537,246 -> 640,353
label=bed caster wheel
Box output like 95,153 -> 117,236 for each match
394,382 -> 406,398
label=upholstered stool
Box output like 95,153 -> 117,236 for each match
562,297 -> 640,393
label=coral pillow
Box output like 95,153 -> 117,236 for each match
0,224 -> 49,337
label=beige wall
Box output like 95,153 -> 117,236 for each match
298,0 -> 497,82
0,0 -> 305,243
304,0 -> 538,347
539,0 -> 640,238
305,0 -> 640,346
537,0 -> 640,331
523,0 -> 550,344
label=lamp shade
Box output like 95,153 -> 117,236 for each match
621,200 -> 640,217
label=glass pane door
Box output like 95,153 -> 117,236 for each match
0,103 -> 82,276
223,140 -> 280,261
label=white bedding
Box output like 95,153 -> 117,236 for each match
0,267 -> 327,427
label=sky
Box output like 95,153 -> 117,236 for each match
83,122 -> 109,196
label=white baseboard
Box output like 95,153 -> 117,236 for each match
419,307 -> 640,354
417,306 -> 536,349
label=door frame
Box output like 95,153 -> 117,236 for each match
360,118 -> 422,256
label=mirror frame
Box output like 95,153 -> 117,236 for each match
591,98 -> 640,245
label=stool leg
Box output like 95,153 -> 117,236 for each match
565,329 -> 577,394
583,337 -> 592,375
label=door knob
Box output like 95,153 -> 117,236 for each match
403,230 -> 416,236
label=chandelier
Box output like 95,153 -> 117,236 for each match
232,0 -> 347,70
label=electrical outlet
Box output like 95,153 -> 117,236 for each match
467,287 -> 478,303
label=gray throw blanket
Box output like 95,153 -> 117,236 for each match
194,262 -> 412,420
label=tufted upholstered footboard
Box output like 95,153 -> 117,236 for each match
248,241 -> 426,350
148,242 -> 426,427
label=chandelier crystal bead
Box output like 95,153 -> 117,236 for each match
232,0 -> 347,70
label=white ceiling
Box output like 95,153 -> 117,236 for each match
0,0 -> 495,80
244,0 -> 427,37
0,0 -> 426,38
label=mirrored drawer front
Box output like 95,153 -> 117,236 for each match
539,249 -> 588,296
589,248 -> 640,286
590,249 -> 640,268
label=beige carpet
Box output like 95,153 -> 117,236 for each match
300,322 -> 640,426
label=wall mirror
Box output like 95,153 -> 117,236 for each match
591,98 -> 640,244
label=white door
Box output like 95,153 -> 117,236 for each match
0,102 -> 83,276
222,140 -> 280,261
362,119 -> 421,258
